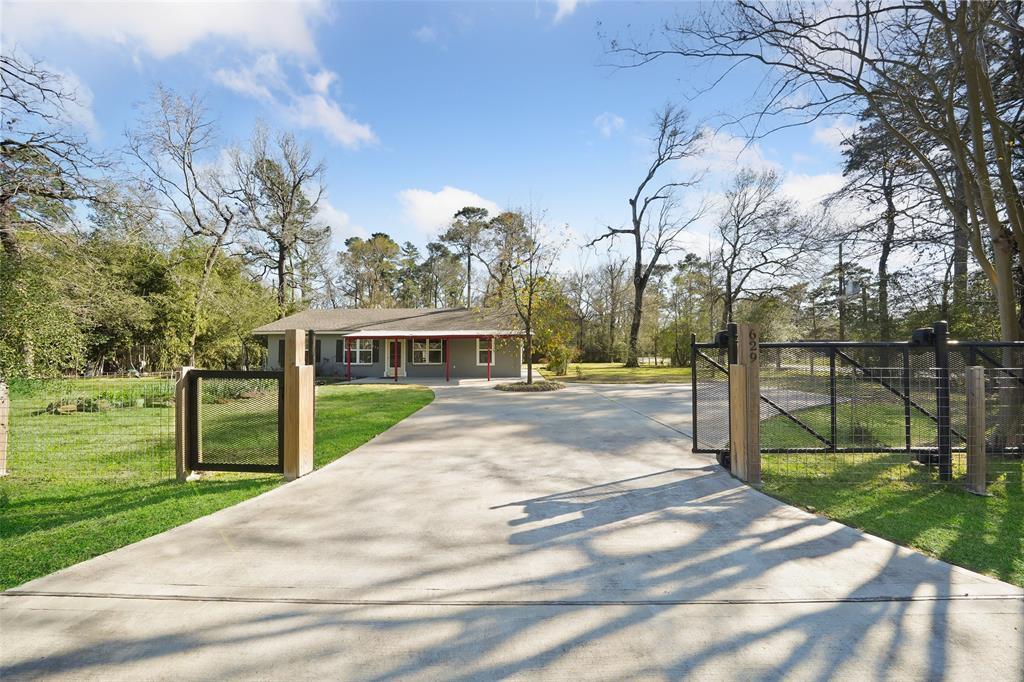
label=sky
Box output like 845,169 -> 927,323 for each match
2,0 -> 855,266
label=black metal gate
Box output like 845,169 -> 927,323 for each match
692,323 -> 1024,482
187,370 -> 284,473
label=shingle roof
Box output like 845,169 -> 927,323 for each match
252,307 -> 522,335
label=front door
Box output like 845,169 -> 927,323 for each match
384,340 -> 407,377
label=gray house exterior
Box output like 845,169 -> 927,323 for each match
252,308 -> 524,381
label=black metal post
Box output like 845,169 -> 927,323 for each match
829,347 -> 837,452
727,323 -> 738,365
934,321 -> 952,480
902,347 -> 912,455
690,333 -> 698,450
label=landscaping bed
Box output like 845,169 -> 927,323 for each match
544,362 -> 692,384
495,381 -> 566,392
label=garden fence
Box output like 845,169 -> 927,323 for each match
692,323 -> 1024,487
0,373 -> 176,481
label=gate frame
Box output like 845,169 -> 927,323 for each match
186,369 -> 285,474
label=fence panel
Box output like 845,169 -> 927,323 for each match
1,374 -> 176,481
692,345 -> 730,454
187,370 -> 283,473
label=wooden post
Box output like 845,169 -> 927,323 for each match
283,329 -> 314,481
966,366 -> 987,495
0,380 -> 9,477
175,367 -> 194,481
729,323 -> 761,486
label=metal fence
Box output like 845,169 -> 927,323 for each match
692,323 -> 1024,486
0,374 -> 176,481
187,370 -> 284,473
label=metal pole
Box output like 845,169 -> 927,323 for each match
934,321 -> 952,480
829,347 -> 837,452
690,333 -> 698,451
902,347 -> 912,454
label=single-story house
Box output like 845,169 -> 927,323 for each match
252,307 -> 525,381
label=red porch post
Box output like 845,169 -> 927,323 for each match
445,336 -> 451,382
393,337 -> 398,383
487,335 -> 491,381
346,337 -> 351,380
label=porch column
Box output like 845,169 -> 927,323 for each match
445,336 -> 450,382
393,337 -> 398,382
487,335 -> 492,381
346,337 -> 351,380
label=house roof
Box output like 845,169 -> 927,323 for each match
252,307 -> 523,336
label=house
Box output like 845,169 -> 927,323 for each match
252,307 -> 524,381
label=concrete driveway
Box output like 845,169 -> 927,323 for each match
3,382 -> 1022,680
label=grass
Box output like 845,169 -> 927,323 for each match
0,381 -> 433,590
544,362 -> 692,384
761,456 -> 1024,587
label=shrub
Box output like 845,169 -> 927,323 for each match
545,345 -> 572,376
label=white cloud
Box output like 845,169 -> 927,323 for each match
397,186 -> 500,234
212,54 -> 284,102
213,57 -> 376,149
553,0 -> 581,23
412,26 -> 438,43
686,127 -> 780,175
593,112 -> 624,138
306,69 -> 337,95
2,0 -> 327,59
812,119 -> 859,150
318,197 -> 367,252
43,64 -> 98,137
285,93 -> 376,148
780,172 -> 845,209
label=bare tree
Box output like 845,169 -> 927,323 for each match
715,168 -> 811,328
611,0 -> 1024,341
484,208 -> 565,384
1,51 -> 106,256
127,87 -> 240,364
233,125 -> 328,318
589,104 -> 707,366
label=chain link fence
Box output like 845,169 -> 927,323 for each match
0,374 -> 176,481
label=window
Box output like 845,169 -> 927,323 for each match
413,338 -> 443,365
476,337 -> 493,366
344,338 -> 374,365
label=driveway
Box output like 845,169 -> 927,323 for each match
3,383 -> 1022,680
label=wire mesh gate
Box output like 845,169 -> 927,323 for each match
187,370 -> 284,473
692,324 -> 1024,484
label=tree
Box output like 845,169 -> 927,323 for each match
128,87 -> 241,364
715,168 -> 810,328
589,104 -> 707,366
336,232 -> 400,307
478,208 -> 565,384
419,241 -> 464,308
612,1 -> 1024,341
440,206 -> 489,307
1,51 -> 105,258
234,126 -> 327,318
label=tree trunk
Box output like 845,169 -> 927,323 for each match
277,247 -> 287,319
625,279 -> 643,367
466,251 -> 472,307
525,324 -> 533,384
878,172 -> 896,342
952,167 -> 970,312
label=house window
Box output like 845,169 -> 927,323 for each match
346,338 -> 374,365
476,337 -> 493,366
413,338 -> 443,365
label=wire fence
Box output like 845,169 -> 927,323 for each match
693,332 -> 1024,487
0,374 -> 176,482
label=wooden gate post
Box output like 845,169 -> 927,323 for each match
284,329 -> 314,480
729,323 -> 761,486
965,366 -> 987,495
175,367 -> 194,481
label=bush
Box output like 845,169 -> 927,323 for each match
545,345 -> 573,376
495,381 -> 566,392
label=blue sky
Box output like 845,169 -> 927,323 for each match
4,0 -> 852,263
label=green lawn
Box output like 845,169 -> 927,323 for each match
545,362 -> 692,384
0,382 -> 433,590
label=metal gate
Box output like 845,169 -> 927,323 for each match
187,370 -> 284,473
692,323 -> 1024,482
